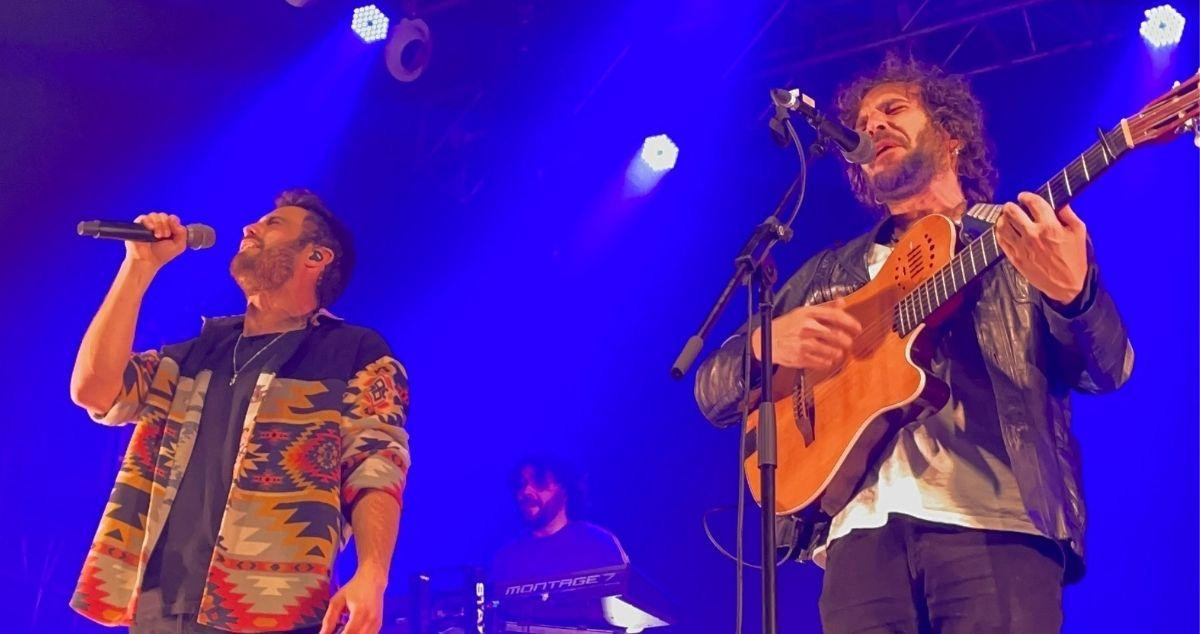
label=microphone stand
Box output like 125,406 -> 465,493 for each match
671,106 -> 808,634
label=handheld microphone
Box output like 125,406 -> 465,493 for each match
771,88 -> 876,165
77,220 -> 217,250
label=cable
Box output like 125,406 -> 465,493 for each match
702,505 -> 801,571
781,117 -> 808,230
736,282 -> 752,634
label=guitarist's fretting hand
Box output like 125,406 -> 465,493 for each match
994,191 -> 1089,304
751,298 -> 863,373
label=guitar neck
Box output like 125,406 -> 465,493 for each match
894,122 -> 1132,334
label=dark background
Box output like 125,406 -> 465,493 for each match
0,0 -> 1196,631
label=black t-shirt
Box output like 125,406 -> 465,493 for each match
490,522 -> 629,628
142,328 -> 308,615
490,522 -> 627,586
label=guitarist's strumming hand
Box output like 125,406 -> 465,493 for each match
994,191 -> 1089,304
751,298 -> 863,373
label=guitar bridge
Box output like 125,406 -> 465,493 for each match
791,372 -> 815,446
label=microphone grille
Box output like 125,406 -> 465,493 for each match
185,224 -> 217,249
844,131 -> 877,165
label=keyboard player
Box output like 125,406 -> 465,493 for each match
490,457 -> 629,629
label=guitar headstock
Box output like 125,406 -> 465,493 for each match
1126,70 -> 1200,148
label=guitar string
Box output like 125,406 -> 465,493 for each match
1132,95 -> 1197,134
1126,78 -> 1199,137
1129,86 -> 1194,127
1114,76 -> 1198,141
1132,99 -> 1200,140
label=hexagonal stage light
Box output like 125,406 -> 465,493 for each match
352,5 -> 390,44
639,134 -> 679,173
1140,5 -> 1185,48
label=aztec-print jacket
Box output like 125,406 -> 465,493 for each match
71,311 -> 410,632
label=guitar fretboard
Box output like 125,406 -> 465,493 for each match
893,124 -> 1130,335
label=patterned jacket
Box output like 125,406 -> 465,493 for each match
71,311 -> 410,632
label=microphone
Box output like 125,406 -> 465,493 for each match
771,88 -> 876,165
77,220 -> 217,250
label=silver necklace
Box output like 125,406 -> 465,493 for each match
230,331 -> 290,386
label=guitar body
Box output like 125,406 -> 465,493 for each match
745,214 -> 957,517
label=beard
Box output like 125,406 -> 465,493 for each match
230,239 -> 303,294
866,126 -> 945,204
520,490 -> 567,530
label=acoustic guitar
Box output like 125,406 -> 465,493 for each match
745,71 -> 1199,517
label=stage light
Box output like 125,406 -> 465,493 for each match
385,17 -> 433,82
639,134 -> 679,173
351,5 -> 390,43
626,134 -> 679,197
1140,5 -> 1185,48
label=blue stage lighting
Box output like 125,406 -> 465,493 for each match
352,5 -> 390,43
639,134 -> 679,173
1140,5 -> 1185,48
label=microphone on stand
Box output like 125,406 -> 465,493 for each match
770,88 -> 876,165
77,220 -> 217,250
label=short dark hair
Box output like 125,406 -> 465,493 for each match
274,188 -> 356,307
510,456 -> 588,520
835,52 -> 997,207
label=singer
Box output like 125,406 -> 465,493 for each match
68,189 -> 411,634
695,54 -> 1133,632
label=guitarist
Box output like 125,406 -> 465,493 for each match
695,54 -> 1133,633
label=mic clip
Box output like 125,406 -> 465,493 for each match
769,104 -> 792,148
807,131 -> 832,161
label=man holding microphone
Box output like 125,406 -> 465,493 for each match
69,189 -> 410,634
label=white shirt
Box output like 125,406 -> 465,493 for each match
812,242 -> 1041,567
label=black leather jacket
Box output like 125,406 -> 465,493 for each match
694,217 -> 1134,582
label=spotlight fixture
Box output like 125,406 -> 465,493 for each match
1140,5 -> 1185,48
352,5 -> 390,44
639,134 -> 679,173
385,17 -> 434,82
626,134 -> 679,197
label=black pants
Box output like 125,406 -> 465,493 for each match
818,515 -> 1064,634
130,587 -> 322,634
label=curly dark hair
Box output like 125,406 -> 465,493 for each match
273,188 -> 356,307
509,456 -> 588,520
835,53 -> 996,208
